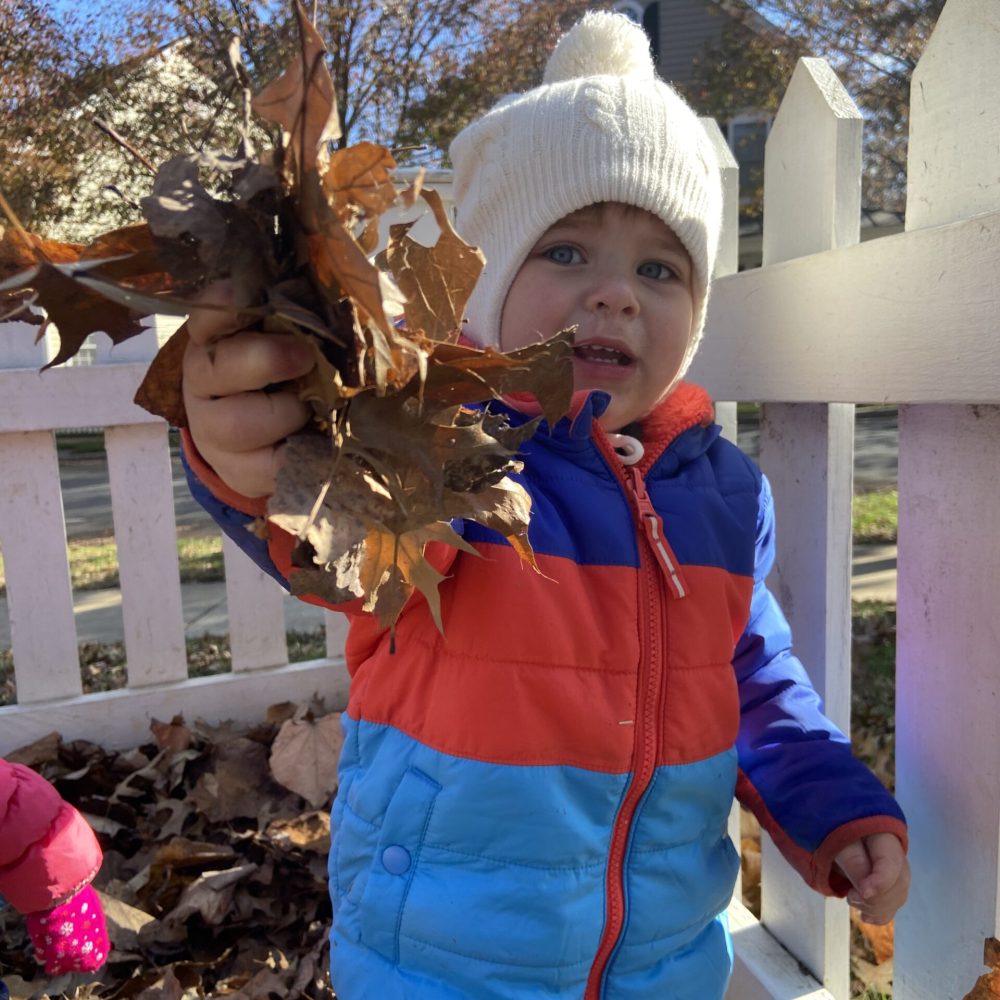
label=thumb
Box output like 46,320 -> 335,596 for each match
834,840 -> 874,898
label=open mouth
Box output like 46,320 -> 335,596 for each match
573,343 -> 633,366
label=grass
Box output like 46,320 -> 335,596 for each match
0,533 -> 224,596
853,489 -> 899,544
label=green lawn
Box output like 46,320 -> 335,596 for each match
852,489 -> 899,545
0,534 -> 224,596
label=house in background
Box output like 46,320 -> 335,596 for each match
609,0 -> 904,268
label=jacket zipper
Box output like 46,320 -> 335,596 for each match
584,460 -> 689,999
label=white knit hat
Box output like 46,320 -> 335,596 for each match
450,10 -> 722,377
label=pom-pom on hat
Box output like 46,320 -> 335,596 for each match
450,10 -> 722,378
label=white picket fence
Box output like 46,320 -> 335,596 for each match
1,1 -> 997,996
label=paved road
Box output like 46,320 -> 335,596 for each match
57,409 -> 898,541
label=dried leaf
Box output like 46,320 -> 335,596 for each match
189,737 -> 275,822
140,155 -> 232,269
264,811 -> 331,853
963,939 -> 1000,1000
0,260 -> 147,367
323,141 -> 397,220
424,330 -> 576,427
251,1 -> 340,174
150,715 -> 194,752
98,890 -> 156,952
269,712 -> 343,808
155,863 -> 257,940
135,325 -> 190,427
0,224 -> 81,281
382,188 -> 485,343
851,911 -> 895,966
154,837 -> 238,870
6,731 -> 61,767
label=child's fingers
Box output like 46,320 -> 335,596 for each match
187,388 -> 311,455
184,330 -> 316,400
857,833 -> 908,899
833,839 -> 873,897
850,868 -> 910,925
205,441 -> 289,500
843,834 -> 910,924
184,281 -> 248,346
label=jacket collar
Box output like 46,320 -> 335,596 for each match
498,381 -> 719,474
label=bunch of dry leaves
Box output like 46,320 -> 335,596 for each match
0,1 -> 573,638
1,706 -> 343,999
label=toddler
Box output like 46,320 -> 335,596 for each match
180,12 -> 908,999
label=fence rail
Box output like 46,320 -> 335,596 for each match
1,2 -> 997,997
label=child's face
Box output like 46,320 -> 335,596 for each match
499,203 -> 694,431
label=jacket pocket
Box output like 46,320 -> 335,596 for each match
359,766 -> 442,963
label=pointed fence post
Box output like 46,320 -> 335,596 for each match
756,57 -> 862,1000
105,423 -> 188,686
894,2 -> 1000,997
0,324 -> 80,703
700,117 -> 740,444
700,116 -> 747,902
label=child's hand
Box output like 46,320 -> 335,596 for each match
24,884 -> 109,975
834,832 -> 910,925
182,282 -> 315,497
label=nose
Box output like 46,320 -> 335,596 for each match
585,272 -> 639,316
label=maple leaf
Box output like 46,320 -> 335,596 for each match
135,324 -> 190,427
269,710 -> 344,808
323,141 -> 398,222
0,259 -> 148,367
381,188 -> 486,343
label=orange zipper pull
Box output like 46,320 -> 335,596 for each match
627,467 -> 689,599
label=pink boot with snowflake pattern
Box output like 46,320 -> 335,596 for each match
24,884 -> 109,975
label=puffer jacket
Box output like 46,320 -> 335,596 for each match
0,759 -> 103,914
184,381 -> 906,1000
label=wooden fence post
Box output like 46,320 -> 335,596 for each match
700,117 -> 740,444
894,1 -> 1000,997
756,57 -> 862,999
0,325 -> 80,703
700,116 -> 747,904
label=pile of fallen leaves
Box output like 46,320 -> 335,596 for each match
1,706 -> 343,999
0,1 -> 573,639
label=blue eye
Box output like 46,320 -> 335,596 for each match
638,261 -> 675,280
545,245 -> 581,265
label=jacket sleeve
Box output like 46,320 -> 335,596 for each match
733,474 -> 907,897
0,760 -> 103,913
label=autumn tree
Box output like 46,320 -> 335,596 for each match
0,0 -> 591,238
684,0 -> 945,213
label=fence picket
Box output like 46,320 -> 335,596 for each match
105,424 -> 187,686
701,117 -> 740,445
0,431 -> 81,702
223,534 -> 289,672
754,56 -> 861,1000
894,1 -> 1000,997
